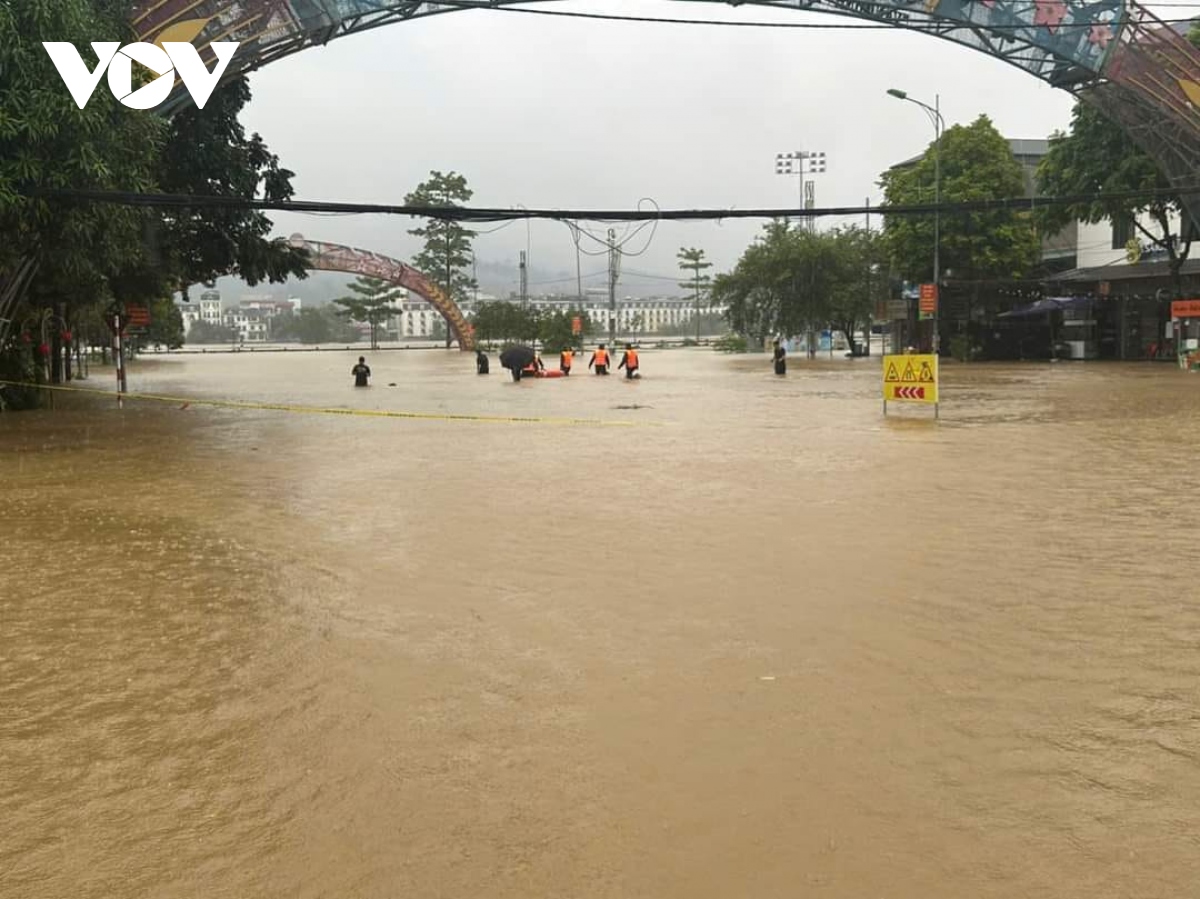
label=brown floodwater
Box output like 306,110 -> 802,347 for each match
2,348 -> 1199,899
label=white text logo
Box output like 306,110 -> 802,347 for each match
42,40 -> 240,110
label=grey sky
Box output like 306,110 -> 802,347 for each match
232,0 -> 1177,296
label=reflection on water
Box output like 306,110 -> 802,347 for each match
3,349 -> 1199,898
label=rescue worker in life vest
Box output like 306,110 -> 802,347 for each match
617,343 -> 639,379
589,343 -> 610,375
559,346 -> 574,375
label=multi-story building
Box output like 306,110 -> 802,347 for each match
223,307 -> 269,343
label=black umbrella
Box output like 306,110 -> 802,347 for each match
499,344 -> 535,370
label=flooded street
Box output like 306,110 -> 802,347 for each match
3,348 -> 1199,898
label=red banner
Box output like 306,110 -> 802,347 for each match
919,283 -> 938,314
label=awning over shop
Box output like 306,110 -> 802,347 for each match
998,296 -> 1092,319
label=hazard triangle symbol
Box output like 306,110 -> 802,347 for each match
885,362 -> 900,382
902,361 -> 917,382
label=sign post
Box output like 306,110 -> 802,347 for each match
919,283 -> 938,319
104,307 -> 127,407
883,353 -> 939,418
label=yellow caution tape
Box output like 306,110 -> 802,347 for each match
0,380 -> 655,427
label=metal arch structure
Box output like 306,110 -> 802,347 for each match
288,236 -> 475,349
132,0 -> 1200,212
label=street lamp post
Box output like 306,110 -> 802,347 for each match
887,88 -> 943,354
774,150 -> 827,232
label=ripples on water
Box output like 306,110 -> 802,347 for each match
2,350 -> 1199,898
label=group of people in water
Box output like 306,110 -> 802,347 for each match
354,340 -> 791,386
484,343 -> 640,382
352,344 -> 641,387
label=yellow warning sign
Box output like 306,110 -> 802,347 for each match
882,354 -> 939,405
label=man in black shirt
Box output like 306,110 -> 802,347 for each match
351,356 -> 371,387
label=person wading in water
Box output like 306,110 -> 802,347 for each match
351,356 -> 371,387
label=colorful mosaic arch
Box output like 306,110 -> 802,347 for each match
288,236 -> 474,350
132,1 -> 1200,215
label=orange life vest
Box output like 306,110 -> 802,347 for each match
594,349 -> 609,365
561,349 -> 573,367
625,349 -> 639,368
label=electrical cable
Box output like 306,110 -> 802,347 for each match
25,184 -> 1200,222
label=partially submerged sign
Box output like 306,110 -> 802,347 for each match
883,353 -> 939,417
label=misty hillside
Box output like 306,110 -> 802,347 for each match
195,257 -> 677,306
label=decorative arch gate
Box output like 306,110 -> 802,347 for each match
289,236 -> 474,350
133,0 -> 1200,215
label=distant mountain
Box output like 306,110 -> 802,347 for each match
188,255 -> 676,306
184,271 -> 356,306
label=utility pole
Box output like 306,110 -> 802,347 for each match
865,197 -> 872,357
445,250 -> 453,348
576,243 -> 583,305
607,228 -> 619,347
519,250 -> 528,309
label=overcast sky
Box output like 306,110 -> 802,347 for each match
233,0 -> 1178,295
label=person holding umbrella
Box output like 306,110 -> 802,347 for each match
499,344 -> 536,381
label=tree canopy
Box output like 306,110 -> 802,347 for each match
1035,100 -> 1192,294
333,276 -> 403,349
712,222 -> 885,350
0,0 -> 163,331
1,1 -> 308,400
405,171 -> 476,347
879,114 -> 1040,284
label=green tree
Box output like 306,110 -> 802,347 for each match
677,247 -> 713,342
157,77 -> 309,294
333,276 -> 402,349
879,115 -> 1040,285
470,300 -> 540,345
404,171 -> 477,348
186,320 -> 236,344
144,298 -> 185,349
0,0 -> 163,349
538,308 -> 589,352
712,222 -> 839,349
1036,101 -> 1192,297
826,226 -> 886,353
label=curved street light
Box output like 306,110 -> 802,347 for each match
888,88 -> 945,353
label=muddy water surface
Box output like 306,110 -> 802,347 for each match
3,349 -> 1199,898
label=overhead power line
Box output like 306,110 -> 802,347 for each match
23,184 -> 1200,222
